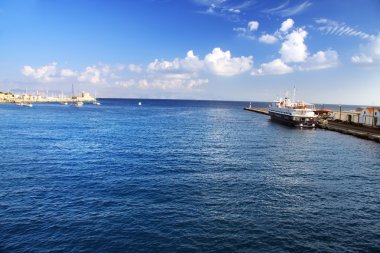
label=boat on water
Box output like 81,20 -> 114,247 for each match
93,92 -> 101,105
16,102 -> 33,107
73,101 -> 84,107
268,96 -> 317,128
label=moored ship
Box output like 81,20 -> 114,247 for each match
268,96 -> 317,128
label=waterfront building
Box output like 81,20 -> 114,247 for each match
0,92 -> 15,102
332,107 -> 380,127
359,107 -> 380,127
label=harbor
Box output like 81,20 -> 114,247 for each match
244,105 -> 380,143
0,91 -> 96,104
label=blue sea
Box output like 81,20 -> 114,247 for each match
1,99 -> 379,252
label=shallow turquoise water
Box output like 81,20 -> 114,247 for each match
0,99 -> 379,252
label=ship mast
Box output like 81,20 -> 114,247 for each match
293,85 -> 296,102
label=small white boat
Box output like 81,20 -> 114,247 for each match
61,102 -> 69,106
16,102 -> 33,107
93,100 -> 101,106
73,101 -> 84,107
138,102 -> 142,106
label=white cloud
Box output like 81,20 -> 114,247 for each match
280,18 -> 294,33
21,62 -> 58,82
138,79 -> 149,89
204,48 -> 253,76
140,50 -> 212,91
60,68 -> 77,77
115,79 -> 136,88
77,63 -> 123,85
280,28 -> 308,63
299,50 -> 339,71
352,34 -> 380,64
143,48 -> 251,91
352,54 -> 374,64
147,48 -> 252,77
150,76 -> 208,90
128,64 -> 143,73
116,75 -> 208,91
259,34 -> 278,44
228,8 -> 240,13
78,65 -> 105,84
316,19 -> 374,40
147,50 -> 204,73
263,1 -> 312,17
248,21 -> 259,31
252,58 -> 293,76
181,50 -> 204,72
233,20 -> 260,40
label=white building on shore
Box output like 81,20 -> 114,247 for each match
332,107 -> 380,127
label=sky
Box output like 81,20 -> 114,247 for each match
0,0 -> 379,105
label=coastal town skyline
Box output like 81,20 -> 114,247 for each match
0,0 -> 379,105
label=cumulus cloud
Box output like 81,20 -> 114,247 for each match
147,48 -> 252,77
128,64 -> 143,73
77,63 -> 124,85
78,65 -> 106,84
22,62 -> 59,82
142,48 -> 251,91
257,18 -> 293,44
248,21 -> 259,31
252,58 -> 293,76
252,19 -> 339,76
280,18 -> 294,33
280,28 -> 308,63
60,69 -> 77,77
204,48 -> 253,76
233,20 -> 260,39
298,50 -> 339,71
147,50 -> 204,74
259,34 -> 278,44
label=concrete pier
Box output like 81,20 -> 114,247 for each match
244,107 -> 269,115
318,121 -> 380,143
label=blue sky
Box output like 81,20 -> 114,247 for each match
0,0 -> 379,104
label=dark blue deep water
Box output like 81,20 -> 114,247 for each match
1,99 -> 379,252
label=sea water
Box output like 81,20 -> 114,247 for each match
0,99 -> 379,252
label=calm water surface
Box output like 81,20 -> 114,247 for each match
0,99 -> 379,252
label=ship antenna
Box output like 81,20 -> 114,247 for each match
293,85 -> 296,102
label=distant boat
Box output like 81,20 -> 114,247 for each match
93,91 -> 101,105
16,102 -> 33,107
138,102 -> 142,106
61,102 -> 69,106
73,101 -> 84,107
72,84 -> 84,107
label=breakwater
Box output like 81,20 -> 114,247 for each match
319,121 -> 380,143
243,107 -> 269,115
